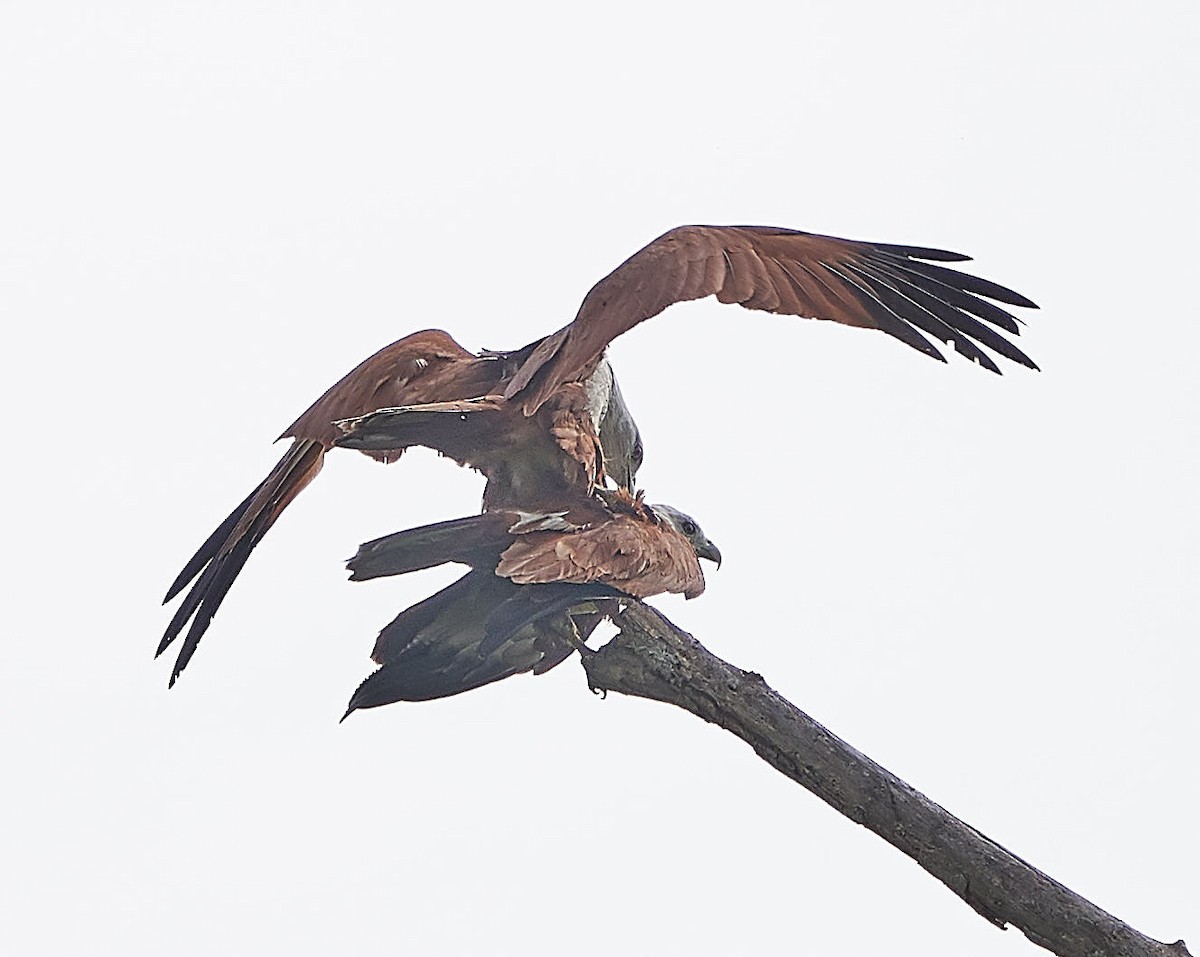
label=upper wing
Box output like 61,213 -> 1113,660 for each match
158,329 -> 497,686
282,329 -> 498,450
496,512 -> 706,600
505,225 -> 1040,413
158,438 -> 324,685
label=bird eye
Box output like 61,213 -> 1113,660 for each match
681,520 -> 697,536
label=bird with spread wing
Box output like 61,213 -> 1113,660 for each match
158,224 -> 1039,686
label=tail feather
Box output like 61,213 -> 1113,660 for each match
347,512 -> 515,582
158,439 -> 325,685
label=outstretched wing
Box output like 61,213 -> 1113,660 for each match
506,225 -> 1039,413
281,329 -> 496,449
158,439 -> 324,685
158,330 -> 496,686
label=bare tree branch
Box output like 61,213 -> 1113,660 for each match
581,602 -> 1191,957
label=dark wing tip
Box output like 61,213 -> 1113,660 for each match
916,259 -> 1039,310
726,227 -> 974,264
845,260 -> 1045,374
867,240 -> 973,263
163,484 -> 264,604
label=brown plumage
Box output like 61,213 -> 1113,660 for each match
505,225 -> 1039,413
495,510 -> 707,600
340,493 -> 721,714
348,492 -> 717,602
159,224 -> 1037,686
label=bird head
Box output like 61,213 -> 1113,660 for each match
594,363 -> 644,492
649,504 -> 722,568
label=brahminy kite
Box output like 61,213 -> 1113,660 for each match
341,493 -> 720,713
158,224 -> 1037,685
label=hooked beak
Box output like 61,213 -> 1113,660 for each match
696,540 -> 722,569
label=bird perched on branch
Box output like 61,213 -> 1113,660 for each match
340,491 -> 721,714
158,224 -> 1038,686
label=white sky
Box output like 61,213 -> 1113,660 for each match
3,2 -> 1197,955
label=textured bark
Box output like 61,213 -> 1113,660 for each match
581,602 -> 1191,957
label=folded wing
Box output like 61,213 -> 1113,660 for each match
343,570 -> 617,712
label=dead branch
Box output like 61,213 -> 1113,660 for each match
581,602 -> 1190,957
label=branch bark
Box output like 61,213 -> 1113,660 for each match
581,602 -> 1190,957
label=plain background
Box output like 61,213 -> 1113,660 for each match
2,2 -> 1196,954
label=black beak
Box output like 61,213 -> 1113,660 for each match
696,540 -> 722,569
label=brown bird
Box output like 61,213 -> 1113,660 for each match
340,492 -> 721,714
159,224 -> 1038,685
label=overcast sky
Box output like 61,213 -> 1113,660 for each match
3,2 -> 1197,955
